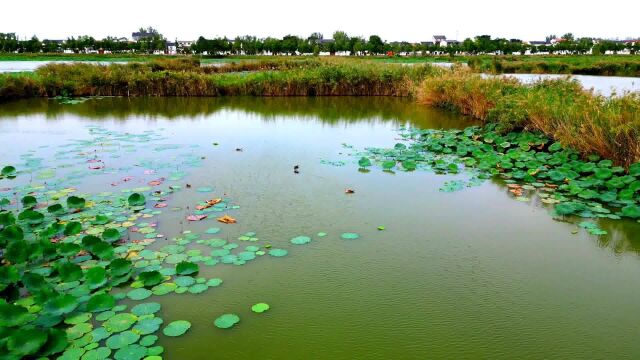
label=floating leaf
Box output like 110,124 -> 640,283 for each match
176,261 -> 198,275
106,331 -> 140,349
127,288 -> 152,301
7,328 -> 48,356
268,249 -> 288,257
104,313 -> 138,333
214,314 -> 240,329
251,303 -> 270,313
290,236 -> 311,245
127,193 -> 146,207
341,232 -> 360,240
114,344 -> 147,360
131,302 -> 161,316
162,320 -> 191,337
67,196 -> 86,210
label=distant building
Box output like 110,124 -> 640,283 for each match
166,42 -> 177,55
177,40 -> 194,48
433,35 -> 447,47
529,41 -> 548,46
115,37 -> 129,43
132,31 -> 155,41
421,41 -> 435,47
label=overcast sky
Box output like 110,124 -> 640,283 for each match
2,0 -> 638,42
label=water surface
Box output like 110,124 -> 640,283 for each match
1,97 -> 640,359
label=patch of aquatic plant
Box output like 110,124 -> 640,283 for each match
356,125 -> 640,226
1,123 -> 367,358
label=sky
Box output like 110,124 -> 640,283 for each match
2,0 -> 638,42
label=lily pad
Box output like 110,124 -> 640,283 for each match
340,232 -> 360,240
214,314 -> 240,329
251,303 -> 270,313
162,320 -> 191,337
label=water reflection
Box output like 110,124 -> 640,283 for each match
0,97 -> 474,128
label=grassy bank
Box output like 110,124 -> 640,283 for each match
417,69 -> 640,167
0,58 -> 435,98
464,55 -> 640,77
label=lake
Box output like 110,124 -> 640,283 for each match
499,73 -> 640,96
1,97 -> 639,359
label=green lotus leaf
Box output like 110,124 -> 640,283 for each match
67,322 -> 93,340
106,330 -> 140,349
58,242 -> 81,257
131,302 -> 161,316
132,316 -> 163,335
382,160 -> 396,170
358,157 -> 372,167
139,335 -> 158,347
175,261 -> 198,275
629,162 -> 640,176
0,224 -> 23,242
65,312 -> 92,325
22,271 -> 48,292
87,293 -> 116,312
64,221 -> 83,236
91,327 -> 111,343
104,313 -> 138,333
341,232 -> 360,240
188,284 -> 208,294
127,193 -> 146,207
0,211 -> 16,227
7,328 -> 48,356
1,165 -> 17,178
91,241 -> 115,260
0,302 -> 33,327
57,262 -> 83,282
151,282 -> 177,296
162,320 -> 191,336
18,209 -> 45,225
47,203 -> 65,215
268,249 -> 288,257
0,265 -> 19,285
621,205 -> 640,219
114,344 -> 147,360
110,258 -> 133,277
86,267 -> 107,289
103,228 -> 121,243
40,328 -> 69,356
174,276 -> 195,287
214,314 -> 240,329
21,195 -> 37,209
80,347 -> 111,360
290,236 -> 311,245
594,168 -> 613,180
548,142 -> 562,152
251,303 -> 270,313
92,214 -> 111,225
67,196 -> 86,210
127,288 -> 152,301
402,160 -> 416,171
137,271 -> 163,287
44,294 -> 79,316
147,346 -> 164,356
59,347 -> 86,360
206,278 -> 223,287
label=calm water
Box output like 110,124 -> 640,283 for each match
0,60 -> 128,73
1,97 -> 640,359
500,73 -> 640,96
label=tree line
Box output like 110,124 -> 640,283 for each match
1,30 -> 638,55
